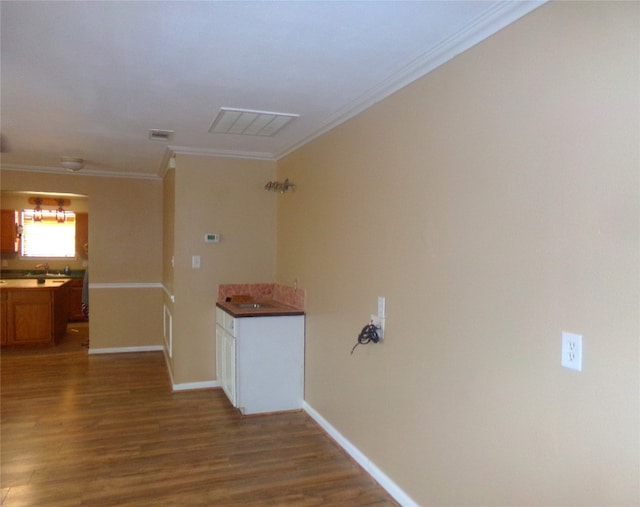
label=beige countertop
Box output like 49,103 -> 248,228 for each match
216,299 -> 304,318
0,278 -> 72,290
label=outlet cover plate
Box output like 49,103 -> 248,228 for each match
371,314 -> 384,341
562,332 -> 582,371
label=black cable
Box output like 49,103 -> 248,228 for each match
350,323 -> 380,354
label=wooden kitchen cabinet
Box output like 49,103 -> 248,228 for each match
1,209 -> 19,253
1,291 -> 7,345
75,212 -> 88,257
67,278 -> 86,321
9,290 -> 52,345
1,280 -> 70,347
215,307 -> 304,415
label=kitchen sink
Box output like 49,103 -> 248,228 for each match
236,303 -> 271,309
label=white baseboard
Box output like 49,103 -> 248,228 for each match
160,347 -> 221,391
88,345 -> 164,355
303,401 -> 418,507
172,380 -> 220,391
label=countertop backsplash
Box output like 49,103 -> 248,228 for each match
218,283 -> 305,310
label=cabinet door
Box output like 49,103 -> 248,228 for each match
8,290 -> 53,345
215,324 -> 224,387
0,292 -> 7,345
222,330 -> 236,406
75,212 -> 88,258
67,279 -> 85,321
0,209 -> 19,253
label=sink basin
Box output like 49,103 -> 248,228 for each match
236,303 -> 271,309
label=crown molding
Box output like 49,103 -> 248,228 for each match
276,0 -> 547,160
169,145 -> 276,161
157,145 -> 276,178
1,163 -> 161,181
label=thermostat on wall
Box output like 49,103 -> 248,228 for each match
205,233 -> 221,243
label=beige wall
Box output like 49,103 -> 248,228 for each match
166,154 -> 277,385
276,2 -> 639,506
0,170 -> 163,349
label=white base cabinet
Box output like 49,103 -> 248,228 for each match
216,307 -> 304,415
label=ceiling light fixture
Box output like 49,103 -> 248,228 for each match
61,157 -> 84,172
56,199 -> 66,223
33,198 -> 43,222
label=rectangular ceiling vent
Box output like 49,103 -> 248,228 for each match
209,108 -> 299,137
148,129 -> 175,141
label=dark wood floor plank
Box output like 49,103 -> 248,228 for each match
1,341 -> 397,506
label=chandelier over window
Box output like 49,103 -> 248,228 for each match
33,198 -> 43,222
56,199 -> 66,223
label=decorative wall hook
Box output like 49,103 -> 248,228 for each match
264,179 -> 296,193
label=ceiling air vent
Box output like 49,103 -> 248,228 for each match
148,129 -> 175,141
209,108 -> 299,137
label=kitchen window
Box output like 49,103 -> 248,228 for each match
21,210 -> 76,258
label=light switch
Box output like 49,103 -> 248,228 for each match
192,255 -> 201,269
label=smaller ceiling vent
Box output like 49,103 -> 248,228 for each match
148,129 -> 175,141
209,108 -> 299,137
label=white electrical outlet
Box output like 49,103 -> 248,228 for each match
561,332 -> 582,371
192,255 -> 201,269
371,314 -> 385,341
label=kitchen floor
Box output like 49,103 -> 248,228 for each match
0,322 -> 89,357
0,342 -> 398,506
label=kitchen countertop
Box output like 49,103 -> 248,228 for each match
0,278 -> 72,289
216,299 -> 304,318
1,270 -> 85,280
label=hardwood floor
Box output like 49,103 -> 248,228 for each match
1,340 -> 398,506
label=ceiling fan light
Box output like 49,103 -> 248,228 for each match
61,157 -> 84,171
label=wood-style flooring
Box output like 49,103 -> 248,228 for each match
1,330 -> 398,506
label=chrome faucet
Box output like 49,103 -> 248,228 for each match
35,263 -> 49,274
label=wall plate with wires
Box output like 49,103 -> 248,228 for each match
370,314 -> 385,341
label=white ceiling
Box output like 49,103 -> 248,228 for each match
0,1 -> 544,179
